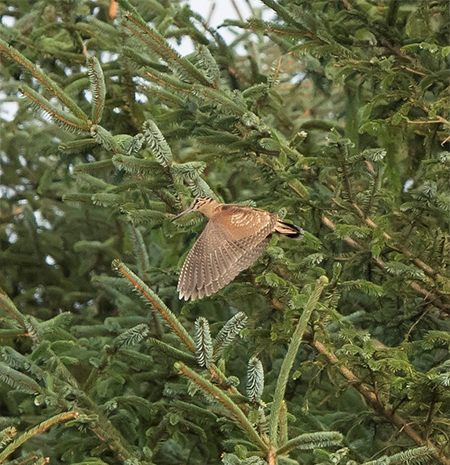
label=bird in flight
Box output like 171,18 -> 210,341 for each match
173,197 -> 303,301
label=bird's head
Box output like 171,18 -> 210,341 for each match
172,197 -> 220,220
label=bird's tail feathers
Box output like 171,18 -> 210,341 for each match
275,220 -> 304,239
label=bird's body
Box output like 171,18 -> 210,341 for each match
174,197 -> 303,301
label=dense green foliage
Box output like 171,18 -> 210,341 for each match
0,0 -> 449,464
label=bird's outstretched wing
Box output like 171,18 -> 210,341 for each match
177,206 -> 277,300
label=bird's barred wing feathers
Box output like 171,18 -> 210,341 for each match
177,207 -> 277,300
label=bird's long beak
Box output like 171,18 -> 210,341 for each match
171,205 -> 195,221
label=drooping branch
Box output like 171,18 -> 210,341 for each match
176,362 -> 269,453
335,196 -> 448,286
309,337 -> 449,465
113,260 -> 195,353
321,216 -> 450,315
0,39 -> 90,124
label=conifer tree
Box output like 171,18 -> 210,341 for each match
0,1 -> 449,464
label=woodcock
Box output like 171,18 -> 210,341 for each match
173,197 -> 303,301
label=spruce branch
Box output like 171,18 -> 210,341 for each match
125,133 -> 146,155
287,178 -> 310,200
139,85 -> 185,106
20,85 -> 91,133
171,399 -> 218,422
349,5 -> 427,73
127,223 -> 149,281
310,337 -> 449,465
123,14 -> 211,87
170,162 -> 207,183
10,455 -> 46,465
175,362 -> 269,453
82,348 -> 113,395
191,85 -> 246,116
114,323 -> 150,348
0,329 -> 29,339
0,426 -> 16,449
115,0 -> 146,24
112,155 -> 163,176
59,138 -> 99,155
0,289 -> 29,334
196,45 -> 220,87
73,173 -> 111,192
142,120 -> 173,168
336,142 -> 355,204
268,276 -> 328,450
279,401 -> 288,447
16,454 -> 41,464
86,56 -> 106,125
112,260 -> 195,353
189,177 -> 217,199
247,357 -> 264,403
357,206 -> 446,287
276,431 -> 343,456
0,362 -> 43,395
214,312 -> 248,359
143,68 -> 192,93
147,338 -> 197,364
80,412 -> 141,463
1,347 -> 45,380
194,317 -> 213,368
0,39 -> 90,124
362,446 -> 435,465
63,193 -> 103,204
126,209 -> 167,227
122,45 -> 171,73
90,125 -> 118,152
320,216 -> 450,315
35,456 -> 50,465
207,362 -> 241,396
117,348 -> 155,368
119,33 -> 139,130
331,182 -> 447,289
0,411 -> 79,462
226,19 -> 308,37
259,0 -> 306,31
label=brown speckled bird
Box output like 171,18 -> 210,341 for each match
173,197 -> 303,301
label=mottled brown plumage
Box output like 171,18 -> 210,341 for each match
173,197 -> 303,301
